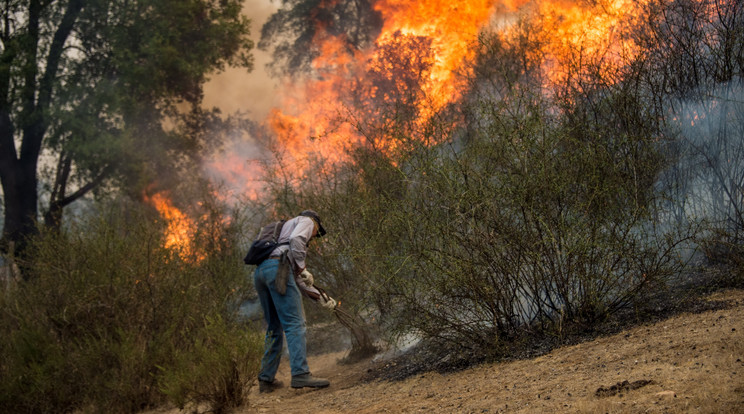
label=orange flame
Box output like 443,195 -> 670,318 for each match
536,0 -> 644,85
373,0 -> 497,107
266,0 -> 498,171
212,0 -> 656,197
265,1 -> 649,165
145,191 -> 203,262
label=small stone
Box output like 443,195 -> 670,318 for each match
655,390 -> 676,398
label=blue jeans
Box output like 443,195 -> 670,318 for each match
254,258 -> 310,381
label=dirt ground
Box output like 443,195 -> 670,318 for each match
241,289 -> 744,414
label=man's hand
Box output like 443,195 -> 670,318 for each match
299,269 -> 314,287
320,295 -> 337,311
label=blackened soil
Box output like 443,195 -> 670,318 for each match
595,379 -> 655,397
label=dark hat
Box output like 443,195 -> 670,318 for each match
300,210 -> 327,237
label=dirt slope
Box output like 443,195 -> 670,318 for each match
242,289 -> 744,414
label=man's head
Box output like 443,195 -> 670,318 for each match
300,210 -> 327,237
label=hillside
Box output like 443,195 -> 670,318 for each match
238,289 -> 744,413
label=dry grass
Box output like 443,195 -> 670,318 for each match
236,289 -> 744,413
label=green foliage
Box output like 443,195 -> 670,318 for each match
384,97 -> 685,348
0,198 -> 261,413
157,315 -> 262,414
1,0 -> 255,250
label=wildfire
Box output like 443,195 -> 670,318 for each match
265,0 -> 649,165
372,0 -> 497,106
535,0 -> 644,85
144,191 -> 202,262
266,0 -> 498,169
210,0 -> 653,196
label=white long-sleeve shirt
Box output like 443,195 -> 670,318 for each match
269,215 -> 322,300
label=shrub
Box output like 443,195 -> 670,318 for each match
0,198 -> 262,413
157,315 -> 262,413
361,30 -> 694,356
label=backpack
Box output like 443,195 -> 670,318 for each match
243,220 -> 288,265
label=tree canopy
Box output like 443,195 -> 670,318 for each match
0,0 -> 254,258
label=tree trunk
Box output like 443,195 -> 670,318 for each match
0,153 -> 39,275
0,0 -> 84,258
43,154 -> 112,232
43,154 -> 72,232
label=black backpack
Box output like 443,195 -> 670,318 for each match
243,220 -> 288,265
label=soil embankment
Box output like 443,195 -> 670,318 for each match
243,289 -> 744,413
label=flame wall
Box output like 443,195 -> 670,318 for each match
204,0 -> 648,201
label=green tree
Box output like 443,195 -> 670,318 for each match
0,0 -> 254,262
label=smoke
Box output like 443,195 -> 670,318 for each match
664,81 -> 744,233
201,0 -> 278,203
202,128 -> 270,204
203,0 -> 279,120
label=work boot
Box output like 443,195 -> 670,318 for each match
258,378 -> 283,393
291,373 -> 330,389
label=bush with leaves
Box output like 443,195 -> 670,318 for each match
0,196 -> 261,414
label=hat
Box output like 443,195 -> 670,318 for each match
300,210 -> 327,237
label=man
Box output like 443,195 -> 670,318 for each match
253,210 -> 337,393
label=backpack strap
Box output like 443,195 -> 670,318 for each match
271,220 -> 287,243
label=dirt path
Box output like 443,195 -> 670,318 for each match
242,289 -> 744,413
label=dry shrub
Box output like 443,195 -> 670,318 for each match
360,29 -> 694,357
